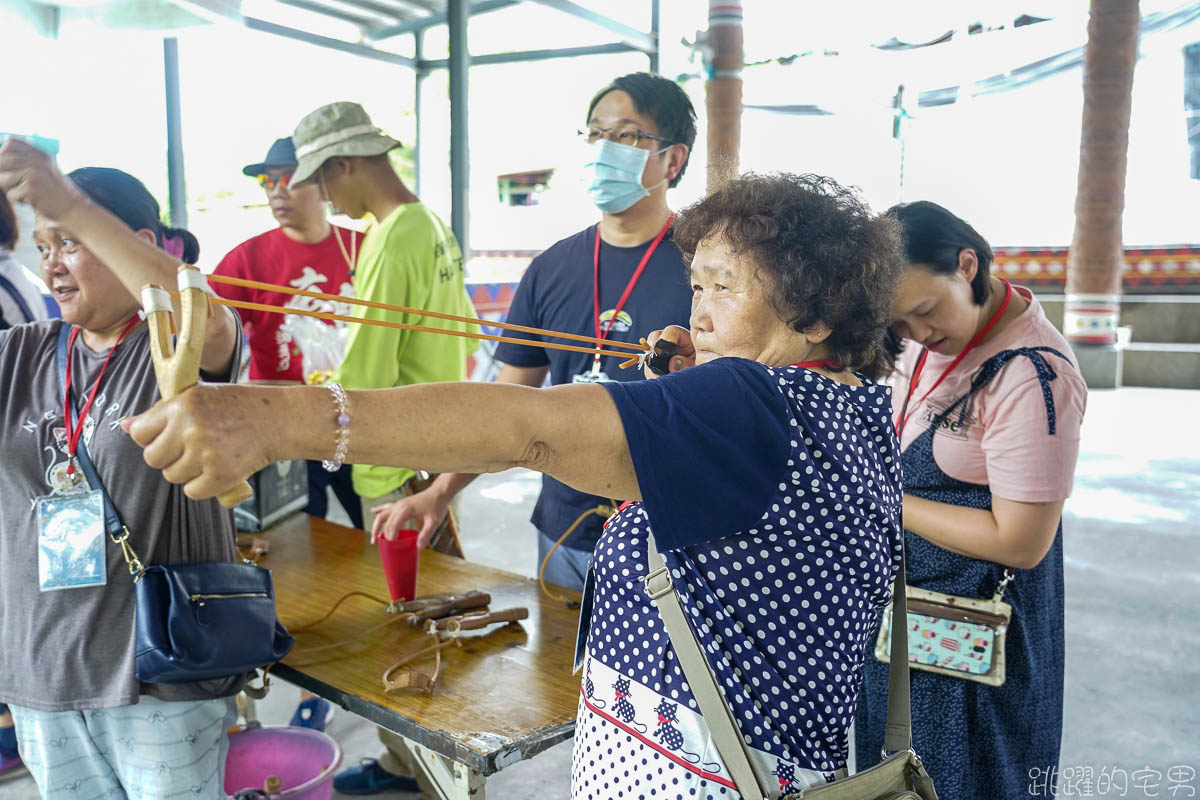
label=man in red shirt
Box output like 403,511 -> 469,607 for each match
213,137 -> 361,384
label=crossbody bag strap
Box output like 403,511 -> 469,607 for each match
882,553 -> 913,755
645,532 -> 771,800
0,271 -> 38,325
647,531 -> 917,796
55,324 -> 145,576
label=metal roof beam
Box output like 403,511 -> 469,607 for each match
419,41 -> 634,68
368,0 -> 440,16
338,0 -> 419,23
244,17 -> 418,67
275,0 -> 378,27
368,0 -> 516,40
524,0 -> 655,55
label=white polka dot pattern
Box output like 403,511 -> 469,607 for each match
571,366 -> 903,798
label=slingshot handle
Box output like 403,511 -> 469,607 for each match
143,268 -> 254,509
216,480 -> 254,508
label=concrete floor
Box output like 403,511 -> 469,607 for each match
2,387 -> 1197,799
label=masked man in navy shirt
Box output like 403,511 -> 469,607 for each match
369,72 -> 696,590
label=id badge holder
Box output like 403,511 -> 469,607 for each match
573,565 -> 597,674
36,490 -> 108,591
572,359 -> 614,384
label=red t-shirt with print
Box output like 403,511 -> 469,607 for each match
212,226 -> 361,382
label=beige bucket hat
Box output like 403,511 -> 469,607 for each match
291,101 -> 402,186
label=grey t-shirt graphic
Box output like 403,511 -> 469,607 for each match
0,319 -> 245,710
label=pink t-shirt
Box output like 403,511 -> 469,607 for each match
888,287 -> 1087,503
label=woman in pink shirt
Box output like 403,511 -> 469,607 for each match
854,201 -> 1087,800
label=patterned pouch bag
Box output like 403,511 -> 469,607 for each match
874,573 -> 1013,687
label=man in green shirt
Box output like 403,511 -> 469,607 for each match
292,102 -> 478,509
291,102 -> 477,797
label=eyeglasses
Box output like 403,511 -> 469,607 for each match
256,172 -> 294,190
578,127 -> 673,149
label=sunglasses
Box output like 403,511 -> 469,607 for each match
256,172 -> 294,190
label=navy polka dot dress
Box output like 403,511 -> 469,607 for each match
574,359 -> 904,799
855,347 -> 1071,800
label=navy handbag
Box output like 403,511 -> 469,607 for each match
57,324 -> 294,683
132,562 -> 294,683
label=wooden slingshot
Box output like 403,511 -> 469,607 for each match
130,267 -> 674,512
381,606 -> 530,694
140,265 -> 253,509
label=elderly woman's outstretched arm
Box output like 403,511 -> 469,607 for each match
125,380 -> 642,504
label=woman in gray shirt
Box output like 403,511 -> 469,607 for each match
0,138 -> 244,799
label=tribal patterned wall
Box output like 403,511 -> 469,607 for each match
992,246 -> 1200,293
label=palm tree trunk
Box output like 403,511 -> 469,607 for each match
705,1 -> 744,193
1065,0 -> 1140,351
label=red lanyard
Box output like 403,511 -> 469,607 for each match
591,214 -> 674,368
63,317 -> 140,475
899,280 -> 1013,434
793,360 -> 841,370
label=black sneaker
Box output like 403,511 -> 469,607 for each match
332,759 -> 421,796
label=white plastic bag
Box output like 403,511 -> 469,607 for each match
281,314 -> 349,385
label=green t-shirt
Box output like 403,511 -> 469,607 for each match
335,202 -> 479,499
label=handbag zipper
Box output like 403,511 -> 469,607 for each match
190,592 -> 269,607
906,598 -> 1008,628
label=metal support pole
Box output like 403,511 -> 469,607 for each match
448,0 -> 469,258
1185,43 -> 1200,179
163,37 -> 188,228
648,0 -> 660,73
892,84 -> 906,193
414,29 -> 425,195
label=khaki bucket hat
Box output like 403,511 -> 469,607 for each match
291,102 -> 402,185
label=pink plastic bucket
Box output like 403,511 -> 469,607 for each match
378,528 -> 420,604
224,725 -> 342,800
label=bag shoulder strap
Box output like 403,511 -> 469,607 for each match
55,323 -> 125,538
645,532 -> 915,799
0,271 -> 38,325
883,553 -> 913,754
645,532 -> 769,799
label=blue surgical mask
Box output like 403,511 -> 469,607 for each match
584,139 -> 668,214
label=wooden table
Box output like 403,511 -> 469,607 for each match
254,514 -> 582,799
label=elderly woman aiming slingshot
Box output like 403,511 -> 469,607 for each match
5,134 -> 910,798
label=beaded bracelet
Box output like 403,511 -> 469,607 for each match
322,382 -> 351,472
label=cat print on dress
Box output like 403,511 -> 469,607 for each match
583,660 -> 605,709
611,677 -> 645,732
774,758 -> 798,794
651,698 -> 721,772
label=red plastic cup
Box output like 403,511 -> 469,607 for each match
378,528 -> 420,604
